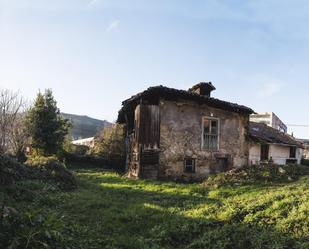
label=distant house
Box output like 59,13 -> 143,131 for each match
117,83 -> 254,180
72,137 -> 95,148
304,147 -> 309,159
250,112 -> 287,133
304,145 -> 309,160
300,140 -> 309,160
249,122 -> 304,165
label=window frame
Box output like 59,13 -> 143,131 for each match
184,158 -> 196,173
201,116 -> 220,151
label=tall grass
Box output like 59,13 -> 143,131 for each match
1,167 -> 309,248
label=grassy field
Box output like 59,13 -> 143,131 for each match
2,167 -> 309,249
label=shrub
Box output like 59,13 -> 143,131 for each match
26,156 -> 77,190
64,152 -> 125,172
71,144 -> 89,155
90,124 -> 126,171
0,206 -> 66,249
0,154 -> 30,185
203,164 -> 309,188
301,158 -> 309,167
0,153 -> 77,190
63,138 -> 90,156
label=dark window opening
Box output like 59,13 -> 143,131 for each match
290,147 -> 296,159
260,144 -> 269,161
184,158 -> 195,173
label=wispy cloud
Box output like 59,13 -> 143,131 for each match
257,82 -> 281,98
106,20 -> 120,32
88,0 -> 101,7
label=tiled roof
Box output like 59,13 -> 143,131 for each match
249,122 -> 304,148
118,85 -> 254,122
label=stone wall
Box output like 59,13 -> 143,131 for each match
249,143 -> 261,165
159,99 -> 250,180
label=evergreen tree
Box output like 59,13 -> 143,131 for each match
26,89 -> 70,156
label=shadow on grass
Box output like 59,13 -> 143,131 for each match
55,168 -> 309,249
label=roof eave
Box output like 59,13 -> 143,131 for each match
118,86 -> 254,117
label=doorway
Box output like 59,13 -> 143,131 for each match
260,144 -> 269,161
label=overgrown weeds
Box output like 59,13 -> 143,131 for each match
0,155 -> 30,185
2,165 -> 309,248
0,154 -> 77,190
203,164 -> 309,189
25,156 -> 77,190
0,205 -> 66,249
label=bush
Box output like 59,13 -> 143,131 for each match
0,154 -> 30,185
26,156 -> 77,190
0,154 -> 77,190
63,140 -> 90,156
71,144 -> 89,155
301,158 -> 309,166
64,152 -> 125,172
203,164 -> 309,188
0,206 -> 66,249
90,124 -> 126,171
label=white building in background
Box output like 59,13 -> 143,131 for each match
249,122 -> 304,165
72,137 -> 95,148
304,145 -> 309,160
250,112 -> 287,133
301,140 -> 309,160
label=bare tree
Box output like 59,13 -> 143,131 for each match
0,89 -> 27,154
8,111 -> 30,161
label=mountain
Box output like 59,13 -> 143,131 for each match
61,113 -> 113,140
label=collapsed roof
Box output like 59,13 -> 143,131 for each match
249,122 -> 304,148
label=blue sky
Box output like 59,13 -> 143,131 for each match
0,0 -> 309,138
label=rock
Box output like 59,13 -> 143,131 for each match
279,167 -> 286,174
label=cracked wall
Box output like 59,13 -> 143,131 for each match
158,99 -> 250,180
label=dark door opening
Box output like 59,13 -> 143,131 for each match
290,147 -> 296,159
260,144 -> 269,161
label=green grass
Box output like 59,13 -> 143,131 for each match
2,168 -> 309,249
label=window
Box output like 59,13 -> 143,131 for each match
202,118 -> 219,151
184,158 -> 195,173
290,147 -> 296,159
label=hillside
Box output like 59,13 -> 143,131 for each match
61,113 -> 112,140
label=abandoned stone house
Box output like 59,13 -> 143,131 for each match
117,82 -> 255,180
249,122 -> 304,165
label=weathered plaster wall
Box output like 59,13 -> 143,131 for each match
303,147 -> 309,160
159,99 -> 250,180
296,148 -> 303,164
249,143 -> 261,165
269,145 -> 290,165
249,143 -> 303,165
269,145 -> 303,165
